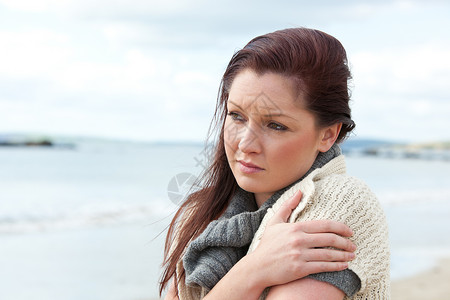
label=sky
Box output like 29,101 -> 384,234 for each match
0,0 -> 449,143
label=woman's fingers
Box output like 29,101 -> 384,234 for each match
301,261 -> 349,275
303,248 -> 355,262
299,232 -> 356,252
268,190 -> 302,225
295,219 -> 354,237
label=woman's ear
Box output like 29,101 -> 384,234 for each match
317,123 -> 342,152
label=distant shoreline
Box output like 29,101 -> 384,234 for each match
0,140 -> 53,147
1,134 -> 449,160
0,139 -> 75,149
343,144 -> 450,161
0,140 -> 76,149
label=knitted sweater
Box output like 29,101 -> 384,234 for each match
175,145 -> 353,299
174,154 -> 390,299
248,155 -> 390,299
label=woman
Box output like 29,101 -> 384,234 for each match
160,28 -> 390,299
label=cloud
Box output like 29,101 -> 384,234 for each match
0,0 -> 71,12
352,43 -> 450,98
0,30 -> 71,78
0,0 -> 449,142
349,41 -> 450,142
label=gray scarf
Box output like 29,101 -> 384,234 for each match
183,144 -> 341,290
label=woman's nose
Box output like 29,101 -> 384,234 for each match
237,124 -> 261,154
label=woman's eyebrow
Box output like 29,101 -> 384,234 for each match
227,100 -> 243,109
262,111 -> 295,119
260,109 -> 298,121
228,100 -> 298,120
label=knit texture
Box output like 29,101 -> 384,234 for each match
175,146 -> 369,299
182,144 -> 341,290
248,155 -> 391,299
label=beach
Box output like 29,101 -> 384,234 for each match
391,258 -> 450,299
1,143 -> 449,300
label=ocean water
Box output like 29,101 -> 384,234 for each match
0,142 -> 449,300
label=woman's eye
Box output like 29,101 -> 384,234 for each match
228,112 -> 245,122
267,122 -> 288,131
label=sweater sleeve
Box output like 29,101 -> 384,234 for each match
296,172 -> 362,297
248,157 -> 390,299
296,174 -> 390,299
307,269 -> 361,297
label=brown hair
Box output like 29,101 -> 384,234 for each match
159,27 -> 355,295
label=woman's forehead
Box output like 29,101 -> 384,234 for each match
227,70 -> 305,112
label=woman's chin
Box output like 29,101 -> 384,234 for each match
235,179 -> 272,195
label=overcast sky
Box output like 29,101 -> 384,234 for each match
0,0 -> 449,143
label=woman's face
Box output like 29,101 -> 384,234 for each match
224,69 -> 331,206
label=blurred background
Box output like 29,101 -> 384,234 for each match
0,0 -> 449,299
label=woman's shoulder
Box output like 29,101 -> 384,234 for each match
305,171 -> 390,295
316,171 -> 378,203
287,166 -> 387,231
312,173 -> 386,221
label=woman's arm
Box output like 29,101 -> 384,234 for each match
266,278 -> 345,300
202,250 -> 272,300
203,191 -> 355,300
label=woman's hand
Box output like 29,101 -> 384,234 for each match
250,190 -> 356,288
204,190 -> 356,300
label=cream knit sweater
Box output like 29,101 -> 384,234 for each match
175,155 -> 390,299
248,155 -> 390,299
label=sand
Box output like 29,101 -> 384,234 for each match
391,257 -> 450,300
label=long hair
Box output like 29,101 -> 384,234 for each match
159,27 -> 355,295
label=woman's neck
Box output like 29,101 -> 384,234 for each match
255,192 -> 274,207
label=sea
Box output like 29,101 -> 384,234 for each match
0,141 -> 449,300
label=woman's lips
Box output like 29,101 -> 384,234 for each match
237,160 -> 264,174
